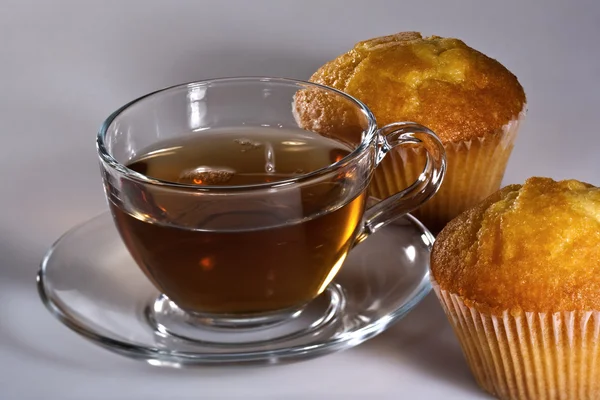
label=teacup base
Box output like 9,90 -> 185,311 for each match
147,287 -> 343,345
37,211 -> 433,366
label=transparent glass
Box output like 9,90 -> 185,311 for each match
96,77 -> 444,327
37,77 -> 445,365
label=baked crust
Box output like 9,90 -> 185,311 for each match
431,177 -> 600,314
300,32 -> 526,143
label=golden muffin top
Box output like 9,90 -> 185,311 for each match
431,177 -> 600,314
304,32 -> 526,143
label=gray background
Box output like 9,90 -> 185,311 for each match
2,0 -> 599,398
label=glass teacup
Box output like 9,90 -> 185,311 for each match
97,77 -> 445,335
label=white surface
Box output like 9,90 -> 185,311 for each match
1,0 -> 599,398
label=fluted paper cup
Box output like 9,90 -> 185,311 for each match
432,281 -> 600,400
369,107 -> 526,233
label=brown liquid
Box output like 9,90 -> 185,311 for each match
110,128 -> 366,314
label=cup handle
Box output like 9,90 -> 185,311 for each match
354,122 -> 446,245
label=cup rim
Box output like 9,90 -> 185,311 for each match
97,77 -> 377,191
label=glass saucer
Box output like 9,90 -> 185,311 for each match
37,212 -> 434,366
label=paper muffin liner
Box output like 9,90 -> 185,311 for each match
432,281 -> 600,400
369,107 -> 526,233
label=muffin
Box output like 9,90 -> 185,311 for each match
303,32 -> 526,233
431,177 -> 600,400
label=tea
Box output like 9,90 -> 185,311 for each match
109,127 -> 366,314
